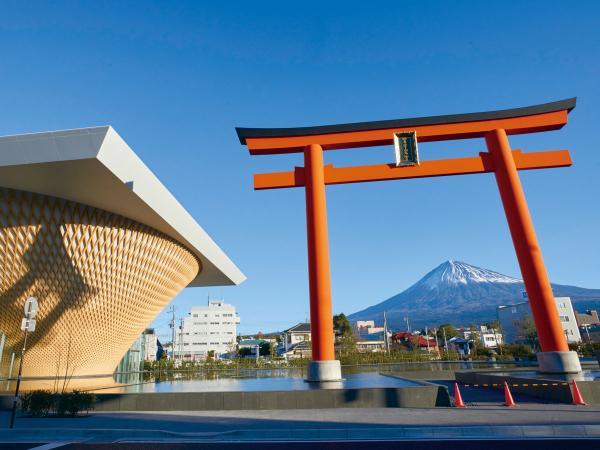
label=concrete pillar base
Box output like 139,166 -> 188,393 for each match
306,360 -> 342,382
537,351 -> 581,374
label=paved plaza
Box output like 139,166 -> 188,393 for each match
1,402 -> 599,446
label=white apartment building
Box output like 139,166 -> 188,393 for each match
143,328 -> 158,361
175,299 -> 240,360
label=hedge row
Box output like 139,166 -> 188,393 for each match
20,390 -> 95,417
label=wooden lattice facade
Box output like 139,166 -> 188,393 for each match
0,187 -> 200,381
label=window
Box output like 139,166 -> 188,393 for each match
560,316 -> 570,322
511,307 -> 517,314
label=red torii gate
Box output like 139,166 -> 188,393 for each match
237,98 -> 581,381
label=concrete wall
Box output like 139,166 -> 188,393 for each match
0,386 -> 450,412
456,370 -> 600,404
91,386 -> 450,411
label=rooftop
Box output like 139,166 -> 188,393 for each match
284,323 -> 311,333
238,339 -> 268,346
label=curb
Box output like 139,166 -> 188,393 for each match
1,424 -> 600,443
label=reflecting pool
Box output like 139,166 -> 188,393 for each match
95,371 -> 422,393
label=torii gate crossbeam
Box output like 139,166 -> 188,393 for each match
237,98 -> 581,380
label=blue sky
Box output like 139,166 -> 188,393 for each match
1,1 -> 598,338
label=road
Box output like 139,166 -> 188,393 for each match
3,439 -> 600,450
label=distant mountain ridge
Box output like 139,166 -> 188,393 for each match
348,261 -> 600,330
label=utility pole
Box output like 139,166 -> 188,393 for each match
179,318 -> 184,362
425,327 -> 430,353
495,310 -> 503,356
442,327 -> 449,354
169,305 -> 176,361
383,311 -> 390,353
404,316 -> 410,333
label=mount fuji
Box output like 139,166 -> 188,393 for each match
347,260 -> 600,330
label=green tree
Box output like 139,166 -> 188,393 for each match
435,324 -> 459,341
238,347 -> 252,357
515,316 -> 539,350
337,334 -> 357,358
259,342 -> 272,356
333,313 -> 352,337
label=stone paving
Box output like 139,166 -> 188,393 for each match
0,404 -> 599,443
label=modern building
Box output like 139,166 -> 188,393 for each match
354,330 -> 386,352
143,329 -> 158,362
0,127 -> 245,387
114,333 -> 145,385
498,297 -> 581,345
355,320 -> 384,334
356,320 -> 375,331
175,299 -> 240,360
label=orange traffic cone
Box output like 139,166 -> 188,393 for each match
503,381 -> 516,407
571,380 -> 586,406
454,382 -> 466,408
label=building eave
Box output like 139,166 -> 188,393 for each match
0,126 -> 245,287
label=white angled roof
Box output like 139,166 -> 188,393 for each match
0,126 -> 245,287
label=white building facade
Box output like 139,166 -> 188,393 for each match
498,296 -> 581,345
143,329 -> 158,361
463,325 -> 503,348
479,332 -> 503,348
176,300 -> 240,360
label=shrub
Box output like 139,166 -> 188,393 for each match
20,390 -> 95,417
20,390 -> 55,417
67,390 -> 95,415
500,343 -> 536,360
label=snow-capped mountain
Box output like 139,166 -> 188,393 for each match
420,260 -> 521,287
348,260 -> 600,329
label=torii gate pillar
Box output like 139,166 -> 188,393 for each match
485,129 -> 581,373
304,144 -> 341,381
